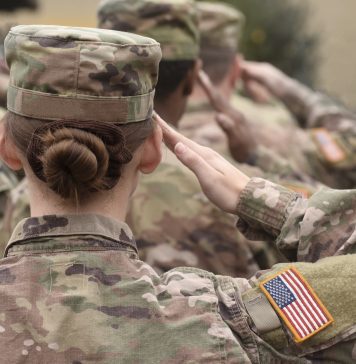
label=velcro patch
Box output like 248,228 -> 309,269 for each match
311,128 -> 346,163
281,184 -> 312,198
259,267 -> 333,343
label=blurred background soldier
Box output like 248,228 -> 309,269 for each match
98,0 -> 265,276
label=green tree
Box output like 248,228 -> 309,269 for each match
200,0 -> 319,86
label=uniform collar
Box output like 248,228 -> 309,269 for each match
5,214 -> 137,257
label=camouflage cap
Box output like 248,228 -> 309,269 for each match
198,1 -> 245,54
97,0 -> 199,61
5,25 -> 161,123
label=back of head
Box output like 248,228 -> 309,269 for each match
198,2 -> 245,84
4,25 -> 161,202
97,0 -> 199,99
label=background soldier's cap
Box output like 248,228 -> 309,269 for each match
97,0 -> 199,61
5,25 -> 161,123
198,1 -> 245,54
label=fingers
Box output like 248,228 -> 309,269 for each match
153,111 -> 213,158
215,113 -> 236,134
197,70 -> 227,113
174,142 -> 217,182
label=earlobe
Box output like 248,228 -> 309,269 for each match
0,121 -> 23,171
138,125 -> 162,174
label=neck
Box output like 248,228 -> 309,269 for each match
154,94 -> 186,128
27,173 -> 134,223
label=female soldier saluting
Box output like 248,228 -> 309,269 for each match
0,25 -> 355,363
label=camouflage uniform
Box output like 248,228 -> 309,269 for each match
1,24 -> 356,363
98,0 -> 274,276
2,200 -> 356,362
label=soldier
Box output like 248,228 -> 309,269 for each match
179,2 -> 298,159
180,2 -> 355,192
240,61 -> 356,189
1,24 -> 356,363
98,0 -> 270,275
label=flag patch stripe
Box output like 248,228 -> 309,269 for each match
259,267 -> 334,343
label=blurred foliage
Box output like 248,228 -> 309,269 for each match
199,0 -> 320,86
0,0 -> 38,12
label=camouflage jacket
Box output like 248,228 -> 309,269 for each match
1,212 -> 356,363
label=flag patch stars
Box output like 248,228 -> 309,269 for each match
260,267 -> 334,343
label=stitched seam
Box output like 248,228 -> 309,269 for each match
8,32 -> 159,48
9,84 -> 155,100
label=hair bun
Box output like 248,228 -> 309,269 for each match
40,128 -> 109,200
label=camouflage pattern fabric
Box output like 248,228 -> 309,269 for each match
128,151 -> 265,277
0,159 -> 19,251
197,1 -> 245,53
97,0 -> 199,60
97,0 -> 273,275
179,101 -> 321,267
255,80 -> 356,189
237,177 -> 356,262
0,178 -> 29,255
5,25 -> 161,123
0,151 -> 283,276
1,213 -> 356,362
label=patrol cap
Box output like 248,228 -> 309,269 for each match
97,0 -> 199,61
198,1 -> 245,54
5,25 -> 162,123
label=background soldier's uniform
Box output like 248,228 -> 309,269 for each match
180,2 -> 356,191
98,0 -> 269,276
1,24 -> 356,364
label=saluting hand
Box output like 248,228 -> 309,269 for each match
154,112 -> 250,214
240,61 -> 292,100
198,70 -> 257,163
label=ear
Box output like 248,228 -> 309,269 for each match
228,54 -> 243,88
138,124 -> 162,174
183,59 -> 202,96
0,120 -> 23,171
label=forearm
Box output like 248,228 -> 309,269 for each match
275,78 -> 354,130
236,178 -> 356,261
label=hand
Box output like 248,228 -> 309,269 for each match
243,79 -> 273,104
154,112 -> 250,214
240,61 -> 293,99
198,70 -> 257,163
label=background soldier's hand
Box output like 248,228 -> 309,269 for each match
198,70 -> 257,163
240,61 -> 293,99
243,79 -> 273,104
154,112 -> 250,214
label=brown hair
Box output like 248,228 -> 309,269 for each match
4,112 -> 154,201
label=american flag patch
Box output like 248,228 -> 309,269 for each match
260,267 -> 334,343
311,128 -> 346,163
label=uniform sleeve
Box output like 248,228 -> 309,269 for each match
236,177 -> 356,262
215,254 -> 356,363
276,78 -> 355,130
